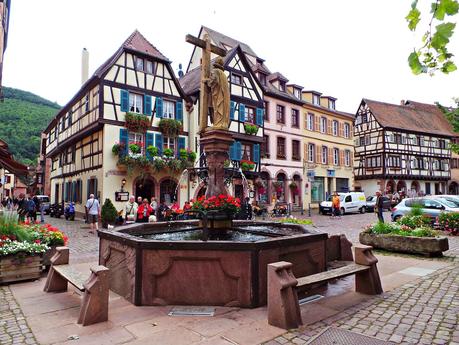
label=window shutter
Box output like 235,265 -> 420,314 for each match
340,150 -> 345,166
314,116 -> 320,132
339,123 -> 344,137
63,183 -> 68,202
239,104 -> 245,122
316,145 -> 321,164
328,148 -> 333,165
145,132 -> 154,161
72,181 -> 77,202
144,94 -> 152,115
235,141 -> 242,161
177,136 -> 186,157
119,128 -> 129,157
327,120 -> 332,135
230,101 -> 236,120
229,142 -> 236,161
176,101 -> 183,122
253,144 -> 260,163
256,108 -> 263,126
155,97 -> 163,118
120,90 -> 129,112
155,133 -> 163,156
79,180 -> 83,203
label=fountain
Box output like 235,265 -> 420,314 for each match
97,34 -> 327,308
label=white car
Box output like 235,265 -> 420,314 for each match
319,192 -> 367,215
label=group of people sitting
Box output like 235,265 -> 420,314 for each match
122,196 -> 192,224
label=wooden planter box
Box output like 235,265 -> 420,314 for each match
0,254 -> 43,283
359,231 -> 449,257
42,245 -> 58,268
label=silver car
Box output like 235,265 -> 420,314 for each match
391,197 -> 459,222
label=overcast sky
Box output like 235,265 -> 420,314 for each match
3,0 -> 458,113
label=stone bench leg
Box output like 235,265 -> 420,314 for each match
267,261 -> 302,329
354,245 -> 383,295
43,247 -> 69,292
78,265 -> 110,326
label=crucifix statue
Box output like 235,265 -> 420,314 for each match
186,34 -> 229,133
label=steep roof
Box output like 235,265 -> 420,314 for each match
364,99 -> 455,136
0,139 -> 28,176
201,26 -> 258,57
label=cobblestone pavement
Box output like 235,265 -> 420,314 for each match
0,286 -> 38,345
265,262 -> 459,345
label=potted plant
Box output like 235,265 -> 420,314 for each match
241,160 -> 255,171
272,181 -> 283,193
244,123 -> 259,135
146,145 -> 159,158
129,142 -> 142,155
125,112 -> 150,133
191,194 -> 241,228
112,142 -> 125,156
101,199 -> 118,229
289,182 -> 298,193
163,148 -> 174,158
158,118 -> 182,137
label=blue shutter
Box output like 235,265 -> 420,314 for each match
238,104 -> 245,122
253,144 -> 260,163
119,128 -> 129,157
120,90 -> 129,112
230,101 -> 236,120
256,108 -> 264,126
155,133 -> 163,156
229,142 -> 236,161
64,183 -> 68,202
178,136 -> 186,151
72,181 -> 77,202
235,141 -> 242,161
144,94 -> 152,115
155,97 -> 163,118
145,132 -> 154,161
176,101 -> 183,122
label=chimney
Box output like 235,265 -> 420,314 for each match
81,48 -> 89,85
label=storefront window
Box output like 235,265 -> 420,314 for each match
311,177 -> 325,203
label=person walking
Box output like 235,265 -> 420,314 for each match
124,195 -> 138,223
375,190 -> 384,223
26,196 -> 37,223
85,194 -> 100,233
16,194 -> 27,222
331,192 -> 341,219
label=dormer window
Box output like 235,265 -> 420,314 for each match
258,73 -> 267,86
293,88 -> 301,99
135,57 -> 144,71
312,94 -> 320,105
279,82 -> 286,92
329,100 -> 335,110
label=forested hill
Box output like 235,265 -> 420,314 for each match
0,87 -> 61,166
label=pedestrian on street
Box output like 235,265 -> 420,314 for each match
85,194 -> 100,233
375,190 -> 384,223
124,195 -> 138,223
331,192 -> 341,219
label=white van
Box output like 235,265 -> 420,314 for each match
319,192 -> 367,215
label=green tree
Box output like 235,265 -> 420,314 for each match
406,0 -> 459,75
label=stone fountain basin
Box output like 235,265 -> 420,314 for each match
97,220 -> 327,308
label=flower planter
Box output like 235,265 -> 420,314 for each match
0,254 -> 42,283
359,231 -> 449,257
198,212 -> 234,229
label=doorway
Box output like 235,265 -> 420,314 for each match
135,177 -> 155,202
234,184 -> 244,201
160,179 -> 177,204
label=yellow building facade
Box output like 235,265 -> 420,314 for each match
302,92 -> 354,209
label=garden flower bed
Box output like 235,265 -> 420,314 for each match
0,214 -> 68,282
359,218 -> 449,257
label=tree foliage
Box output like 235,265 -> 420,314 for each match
0,87 -> 60,165
407,0 -> 459,75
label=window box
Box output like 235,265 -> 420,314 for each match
241,160 -> 255,171
158,118 -> 182,138
244,123 -> 259,135
0,254 -> 43,283
125,113 -> 150,133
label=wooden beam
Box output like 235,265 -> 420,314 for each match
185,34 -> 227,57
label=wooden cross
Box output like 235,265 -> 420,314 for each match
186,34 -> 227,133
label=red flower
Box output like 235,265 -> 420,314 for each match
35,239 -> 41,244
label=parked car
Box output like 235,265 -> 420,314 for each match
365,195 -> 391,212
319,192 -> 367,215
427,195 -> 459,207
36,195 -> 50,214
391,197 -> 459,222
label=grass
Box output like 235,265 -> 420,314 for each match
278,218 -> 313,225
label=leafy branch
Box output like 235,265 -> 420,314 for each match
407,0 -> 459,75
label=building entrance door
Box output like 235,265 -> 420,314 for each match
135,177 -> 155,202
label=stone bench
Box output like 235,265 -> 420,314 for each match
43,247 -> 109,326
267,245 -> 383,329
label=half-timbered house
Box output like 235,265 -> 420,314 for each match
180,27 -> 264,200
354,99 -> 454,196
43,31 -> 189,214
